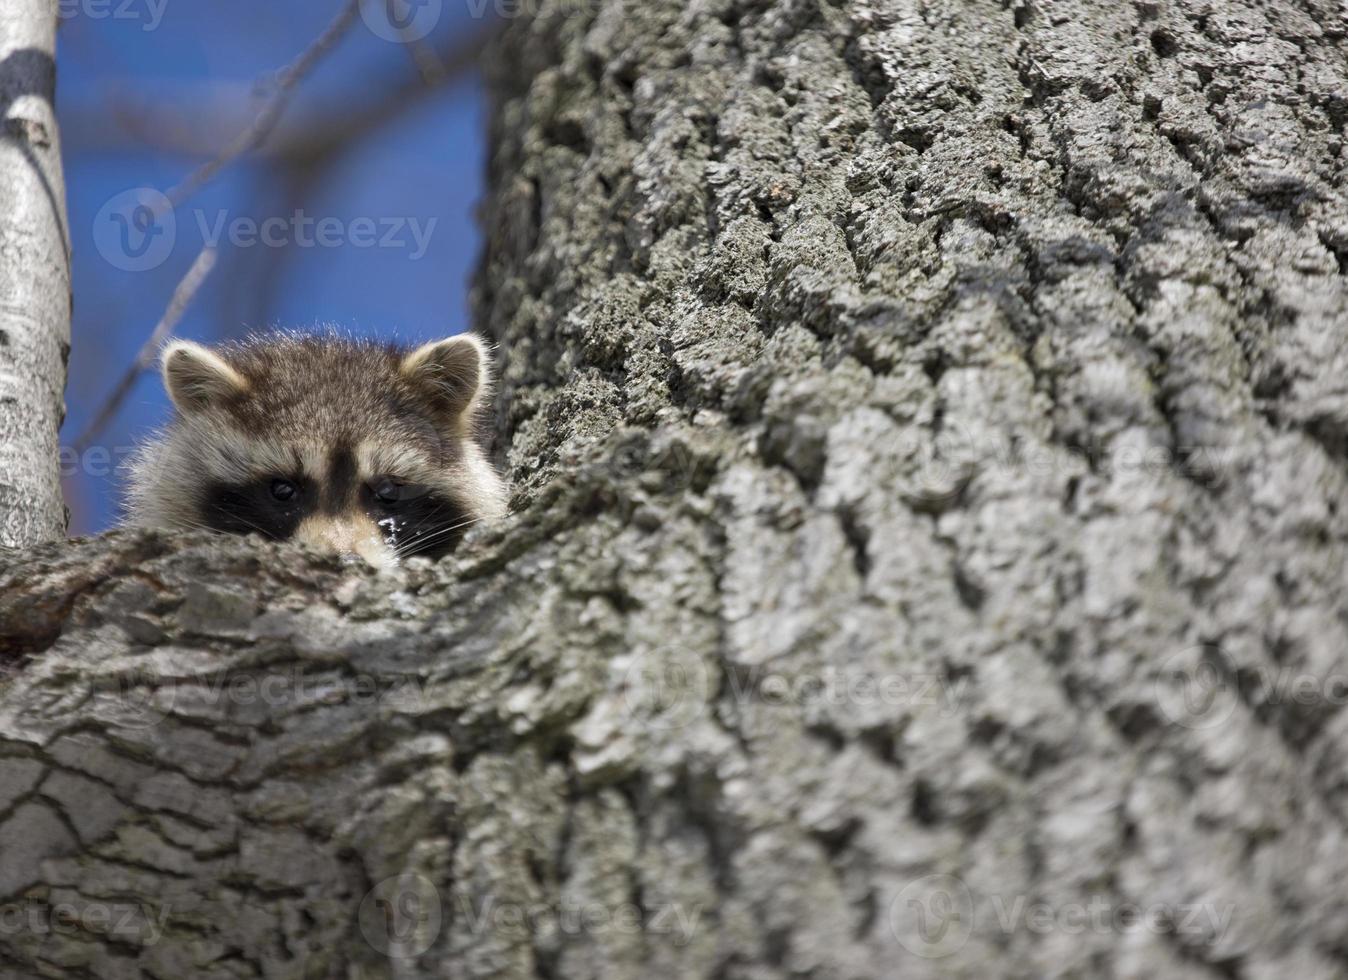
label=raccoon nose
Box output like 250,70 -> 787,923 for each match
294,517 -> 396,570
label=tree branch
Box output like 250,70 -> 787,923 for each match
73,246 -> 217,454
64,22 -> 499,176
157,0 -> 363,213
0,0 -> 70,549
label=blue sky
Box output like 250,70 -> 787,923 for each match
58,0 -> 493,533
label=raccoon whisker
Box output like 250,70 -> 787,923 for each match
394,516 -> 483,558
207,506 -> 277,540
388,504 -> 464,549
395,506 -> 486,549
152,513 -> 229,536
377,503 -> 447,558
406,513 -> 482,541
399,499 -> 449,538
394,528 -> 478,559
160,518 -> 223,536
399,520 -> 479,552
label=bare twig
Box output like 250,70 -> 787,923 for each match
158,0 -> 363,213
399,31 -> 448,86
76,2 -> 364,450
71,22 -> 499,174
74,246 -> 217,453
70,3 -> 492,456
272,23 -> 494,170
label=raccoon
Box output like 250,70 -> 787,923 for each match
126,332 -> 507,568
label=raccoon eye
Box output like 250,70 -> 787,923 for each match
270,479 -> 299,502
371,477 -> 402,506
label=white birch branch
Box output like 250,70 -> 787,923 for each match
0,0 -> 69,550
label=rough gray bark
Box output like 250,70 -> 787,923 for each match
0,0 -> 69,550
4,0 -> 1348,977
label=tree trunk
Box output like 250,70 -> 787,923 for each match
0,0 -> 68,551
4,0 -> 1348,977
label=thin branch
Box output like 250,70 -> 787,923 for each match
272,24 -> 494,171
74,3 -> 364,450
69,22 -> 499,174
0,1 -> 71,548
70,5 -> 492,456
158,0 -> 362,213
398,30 -> 448,86
74,246 -> 217,453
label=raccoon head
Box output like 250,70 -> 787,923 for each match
127,333 -> 508,569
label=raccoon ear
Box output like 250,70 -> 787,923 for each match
161,341 -> 247,412
400,334 -> 489,419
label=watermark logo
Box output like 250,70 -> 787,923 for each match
59,0 -> 168,31
361,0 -> 442,41
87,663 -> 178,732
613,652 -> 969,734
888,875 -> 1234,958
359,874 -> 443,958
31,663 -> 429,732
93,190 -> 439,272
899,421 -> 978,509
195,209 -> 437,260
93,188 -> 175,272
455,896 -> 701,945
355,876 -> 703,958
60,444 -> 138,480
616,648 -> 713,732
462,0 -> 602,18
889,874 -> 974,959
987,894 -> 1233,942
1154,643 -> 1348,731
723,666 -> 968,715
1154,644 -> 1239,731
603,440 -> 705,495
0,899 -> 171,946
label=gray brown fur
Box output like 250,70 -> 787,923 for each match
125,331 -> 507,567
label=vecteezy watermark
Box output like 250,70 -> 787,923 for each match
888,875 -> 1234,959
461,0 -> 602,18
889,875 -> 975,959
614,652 -> 969,733
60,444 -> 138,479
359,875 -> 444,958
601,439 -> 708,496
89,663 -> 178,732
616,647 -> 714,732
93,188 -> 439,271
1153,645 -> 1239,731
170,669 -> 432,714
34,666 -> 431,732
357,874 -> 702,959
195,210 -> 438,260
907,421 -> 1247,497
93,188 -> 176,272
984,895 -> 1233,942
454,895 -> 702,946
1154,644 -> 1348,731
59,0 -> 168,31
0,899 -> 171,946
723,667 -> 969,715
361,0 -> 442,41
